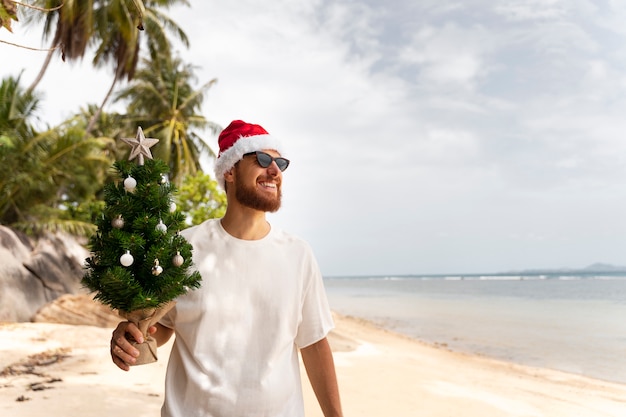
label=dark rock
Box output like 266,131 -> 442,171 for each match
0,226 -> 89,322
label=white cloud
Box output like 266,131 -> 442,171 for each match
494,0 -> 571,21
399,23 -> 493,88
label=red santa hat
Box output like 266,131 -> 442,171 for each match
214,120 -> 285,189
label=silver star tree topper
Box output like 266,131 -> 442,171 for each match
121,127 -> 159,165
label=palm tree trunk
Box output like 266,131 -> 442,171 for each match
27,27 -> 63,93
27,44 -> 56,93
84,69 -> 121,138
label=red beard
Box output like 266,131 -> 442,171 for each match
234,173 -> 282,213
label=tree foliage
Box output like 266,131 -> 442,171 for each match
0,0 -> 18,32
115,48 -> 219,185
176,171 -> 226,226
0,75 -> 115,235
83,158 -> 201,312
1,2 -> 224,238
25,0 -> 190,110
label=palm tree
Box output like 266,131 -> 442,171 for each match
85,0 -> 191,136
0,73 -> 45,226
26,0 -> 96,92
0,72 -> 38,143
115,49 -> 219,185
25,0 -> 190,136
0,75 -> 114,236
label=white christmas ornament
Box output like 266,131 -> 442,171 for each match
111,215 -> 124,229
169,202 -> 177,212
156,220 -> 167,233
120,250 -> 134,267
172,251 -> 184,267
124,176 -> 137,192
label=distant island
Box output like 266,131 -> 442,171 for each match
505,262 -> 626,275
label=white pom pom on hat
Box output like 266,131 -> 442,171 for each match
214,120 -> 285,189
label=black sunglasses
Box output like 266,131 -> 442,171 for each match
243,151 -> 290,172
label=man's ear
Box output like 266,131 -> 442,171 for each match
223,167 -> 234,185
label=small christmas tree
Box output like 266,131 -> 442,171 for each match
83,127 -> 201,365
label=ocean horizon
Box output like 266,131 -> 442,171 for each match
323,273 -> 626,385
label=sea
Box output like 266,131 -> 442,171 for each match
323,272 -> 626,385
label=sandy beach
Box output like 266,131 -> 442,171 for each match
2,313 -> 626,417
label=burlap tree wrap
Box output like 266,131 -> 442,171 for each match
119,301 -> 176,365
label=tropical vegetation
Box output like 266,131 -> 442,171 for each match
0,1 -> 226,237
114,48 -> 220,185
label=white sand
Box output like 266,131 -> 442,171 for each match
2,314 -> 626,417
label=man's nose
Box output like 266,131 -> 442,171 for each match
266,161 -> 280,175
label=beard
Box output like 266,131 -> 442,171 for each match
234,172 -> 282,213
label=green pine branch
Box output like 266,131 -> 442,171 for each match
83,158 -> 201,313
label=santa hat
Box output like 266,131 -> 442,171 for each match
214,120 -> 285,189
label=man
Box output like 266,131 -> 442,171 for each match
110,120 -> 343,417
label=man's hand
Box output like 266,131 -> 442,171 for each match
110,321 -> 156,371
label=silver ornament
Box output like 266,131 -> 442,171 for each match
152,259 -> 163,276
120,126 -> 159,166
172,251 -> 184,267
111,215 -> 124,229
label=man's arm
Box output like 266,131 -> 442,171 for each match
300,337 -> 343,417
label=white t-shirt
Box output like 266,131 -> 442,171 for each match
159,219 -> 334,417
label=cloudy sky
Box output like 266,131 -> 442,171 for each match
3,0 -> 626,276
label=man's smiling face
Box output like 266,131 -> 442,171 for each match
233,149 -> 283,212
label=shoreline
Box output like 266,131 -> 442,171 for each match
317,312 -> 626,417
2,314 -> 626,416
330,311 -> 626,386
324,277 -> 626,387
